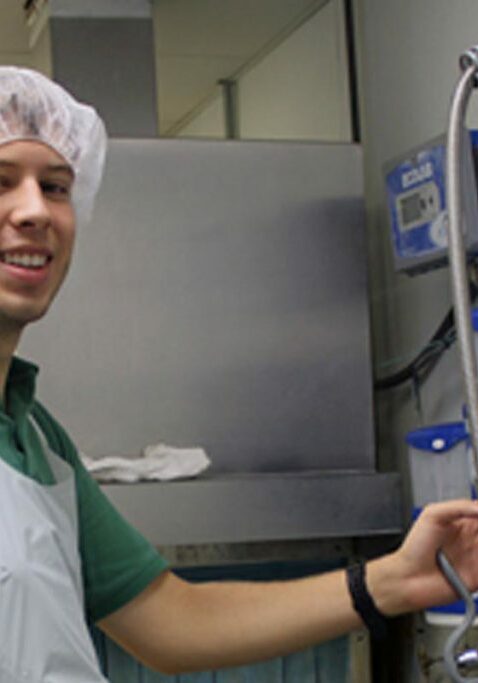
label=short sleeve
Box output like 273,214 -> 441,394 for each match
32,402 -> 169,622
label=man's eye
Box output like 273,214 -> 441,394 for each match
0,175 -> 13,190
41,181 -> 71,198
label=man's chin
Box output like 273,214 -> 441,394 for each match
0,303 -> 52,330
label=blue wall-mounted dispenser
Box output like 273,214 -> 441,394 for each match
406,422 -> 476,624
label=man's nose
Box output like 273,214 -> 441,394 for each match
9,178 -> 50,230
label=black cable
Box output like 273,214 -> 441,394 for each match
374,280 -> 478,391
374,309 -> 454,390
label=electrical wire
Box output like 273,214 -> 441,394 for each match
374,281 -> 478,391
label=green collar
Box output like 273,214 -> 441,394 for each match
3,356 -> 39,422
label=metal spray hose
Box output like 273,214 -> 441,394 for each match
440,45 -> 478,682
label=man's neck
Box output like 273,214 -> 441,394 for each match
0,327 -> 22,402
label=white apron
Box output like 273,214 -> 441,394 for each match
0,421 -> 108,682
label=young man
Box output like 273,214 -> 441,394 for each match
0,66 -> 478,681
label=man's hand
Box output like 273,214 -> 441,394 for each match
368,499 -> 478,616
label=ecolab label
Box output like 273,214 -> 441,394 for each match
401,161 -> 434,189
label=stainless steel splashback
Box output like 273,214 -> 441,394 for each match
20,138 -> 373,474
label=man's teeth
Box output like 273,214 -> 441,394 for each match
2,253 -> 48,268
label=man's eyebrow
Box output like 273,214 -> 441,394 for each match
0,160 -> 74,178
45,164 -> 75,178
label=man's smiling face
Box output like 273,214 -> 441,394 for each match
0,140 -> 75,333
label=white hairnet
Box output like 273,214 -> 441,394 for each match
0,66 -> 107,223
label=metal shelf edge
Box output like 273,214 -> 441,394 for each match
101,471 -> 403,546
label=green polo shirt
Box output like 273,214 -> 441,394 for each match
1,356 -> 168,622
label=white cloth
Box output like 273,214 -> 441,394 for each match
81,443 -> 211,483
0,420 -> 107,682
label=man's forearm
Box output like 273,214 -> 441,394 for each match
165,571 -> 363,671
100,554 -> 403,675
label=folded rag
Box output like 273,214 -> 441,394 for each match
81,443 -> 211,483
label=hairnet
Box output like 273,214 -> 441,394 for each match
0,66 -> 107,223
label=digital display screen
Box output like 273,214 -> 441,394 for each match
396,181 -> 440,232
400,192 -> 423,227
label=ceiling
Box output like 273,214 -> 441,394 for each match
153,0 -> 328,133
0,0 -> 328,133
